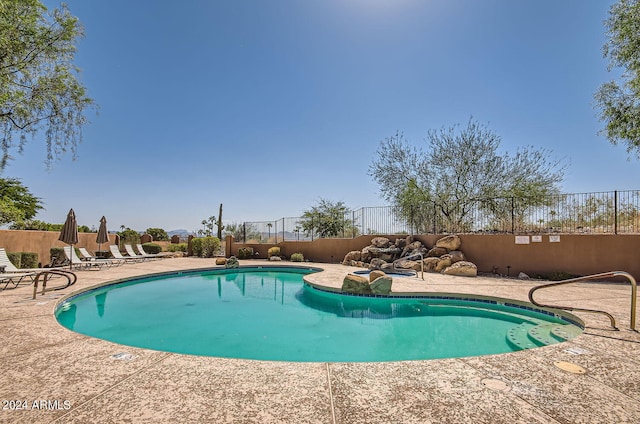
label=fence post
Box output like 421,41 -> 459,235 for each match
432,202 -> 437,234
409,205 -> 414,235
511,197 -> 515,234
282,218 -> 285,242
614,190 -> 618,235
242,223 -> 246,243
352,210 -> 356,238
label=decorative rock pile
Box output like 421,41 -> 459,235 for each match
341,270 -> 393,295
225,256 -> 239,268
342,235 -> 477,277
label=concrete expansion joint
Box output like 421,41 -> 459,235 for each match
325,362 -> 337,424
48,352 -> 173,423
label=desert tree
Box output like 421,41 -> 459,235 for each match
0,0 -> 96,169
369,119 -> 566,233
594,0 -> 640,158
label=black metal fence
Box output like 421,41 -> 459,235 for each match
238,190 -> 640,243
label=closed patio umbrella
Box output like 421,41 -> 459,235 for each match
96,216 -> 109,254
58,208 -> 78,269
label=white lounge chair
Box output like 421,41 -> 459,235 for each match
0,248 -> 76,290
63,246 -> 107,270
124,244 -> 153,261
109,245 -> 143,263
136,244 -> 172,259
78,247 -> 125,267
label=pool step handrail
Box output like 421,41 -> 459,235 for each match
528,271 -> 637,331
32,269 -> 77,299
392,253 -> 424,280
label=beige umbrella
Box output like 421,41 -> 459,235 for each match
96,216 -> 109,253
58,209 -> 78,269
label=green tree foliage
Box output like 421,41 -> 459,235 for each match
299,199 -> 355,238
191,236 -> 221,258
145,227 -> 168,241
10,219 -> 91,232
369,119 -> 566,233
117,228 -> 140,247
223,221 -> 261,242
0,178 -> 42,225
594,0 -> 640,158
0,0 -> 95,169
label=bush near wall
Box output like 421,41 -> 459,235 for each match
166,243 -> 187,253
7,252 -> 39,268
191,237 -> 221,258
268,247 -> 280,258
141,242 -> 162,254
291,253 -> 304,262
237,247 -> 254,259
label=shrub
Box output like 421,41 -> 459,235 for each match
237,247 -> 254,259
290,253 -> 304,262
267,246 -> 280,258
166,243 -> 187,252
142,242 -> 162,254
49,248 -> 66,266
7,252 -> 39,268
191,237 -> 221,258
20,252 -> 38,268
7,252 -> 20,268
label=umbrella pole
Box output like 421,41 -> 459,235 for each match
70,244 -> 73,270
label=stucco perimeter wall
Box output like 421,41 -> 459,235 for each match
0,230 -> 118,267
229,234 -> 640,280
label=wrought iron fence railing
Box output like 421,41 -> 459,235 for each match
236,190 -> 640,243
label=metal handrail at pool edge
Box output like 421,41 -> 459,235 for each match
528,271 -> 637,331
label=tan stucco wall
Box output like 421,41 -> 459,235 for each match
228,234 -> 640,280
0,229 -> 118,267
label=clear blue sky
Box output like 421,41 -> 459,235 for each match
5,0 -> 639,233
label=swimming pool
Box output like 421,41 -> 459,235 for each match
55,266 -> 583,362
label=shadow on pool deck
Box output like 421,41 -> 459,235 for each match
1,258 -> 640,423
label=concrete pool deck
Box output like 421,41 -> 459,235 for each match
1,258 -> 639,423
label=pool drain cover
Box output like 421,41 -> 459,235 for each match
481,378 -> 510,391
554,361 -> 586,374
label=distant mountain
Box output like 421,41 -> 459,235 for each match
168,229 -> 192,237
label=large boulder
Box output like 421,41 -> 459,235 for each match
369,270 -> 386,282
436,235 -> 461,251
361,246 -> 374,263
394,238 -> 407,250
435,257 -> 452,272
401,241 -> 423,257
342,250 -> 361,263
370,275 -> 393,294
426,246 -> 448,258
342,274 -> 372,294
422,257 -> 440,272
371,237 -> 391,248
369,258 -> 387,269
442,261 -> 477,277
448,250 -> 465,263
225,256 -> 239,268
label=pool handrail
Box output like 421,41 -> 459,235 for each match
528,271 -> 637,331
32,269 -> 77,299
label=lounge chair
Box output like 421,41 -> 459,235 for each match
78,247 -> 125,267
0,247 -> 67,280
1,271 -> 37,290
0,248 -> 76,290
125,244 -> 156,260
63,246 -> 108,270
109,245 -> 143,263
136,244 -> 172,259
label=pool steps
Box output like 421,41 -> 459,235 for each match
506,322 -> 582,350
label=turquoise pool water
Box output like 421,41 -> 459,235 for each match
55,267 -> 582,362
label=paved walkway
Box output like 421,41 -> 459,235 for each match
1,258 -> 639,423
